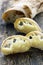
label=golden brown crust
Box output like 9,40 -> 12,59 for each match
26,31 -> 43,36
14,18 -> 42,34
1,35 -> 31,55
26,31 -> 43,50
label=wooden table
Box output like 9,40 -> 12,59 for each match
0,0 -> 43,65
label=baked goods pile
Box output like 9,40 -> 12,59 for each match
1,0 -> 43,55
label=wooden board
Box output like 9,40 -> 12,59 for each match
0,0 -> 43,65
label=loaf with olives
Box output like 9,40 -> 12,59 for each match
14,18 -> 42,34
1,35 -> 31,55
26,31 -> 43,50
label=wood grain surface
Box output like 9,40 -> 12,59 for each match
0,0 -> 43,65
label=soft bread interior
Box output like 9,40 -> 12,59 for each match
2,8 -> 26,23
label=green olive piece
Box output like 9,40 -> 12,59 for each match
19,22 -> 23,26
29,36 -> 32,39
13,39 -> 16,43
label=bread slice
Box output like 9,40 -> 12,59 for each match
2,7 -> 26,23
2,0 -> 43,23
1,35 -> 31,55
14,18 -> 42,34
26,31 -> 43,50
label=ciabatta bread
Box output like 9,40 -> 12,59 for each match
2,0 -> 43,23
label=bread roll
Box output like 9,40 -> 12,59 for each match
1,35 -> 31,55
26,31 -> 43,50
14,18 -> 42,34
